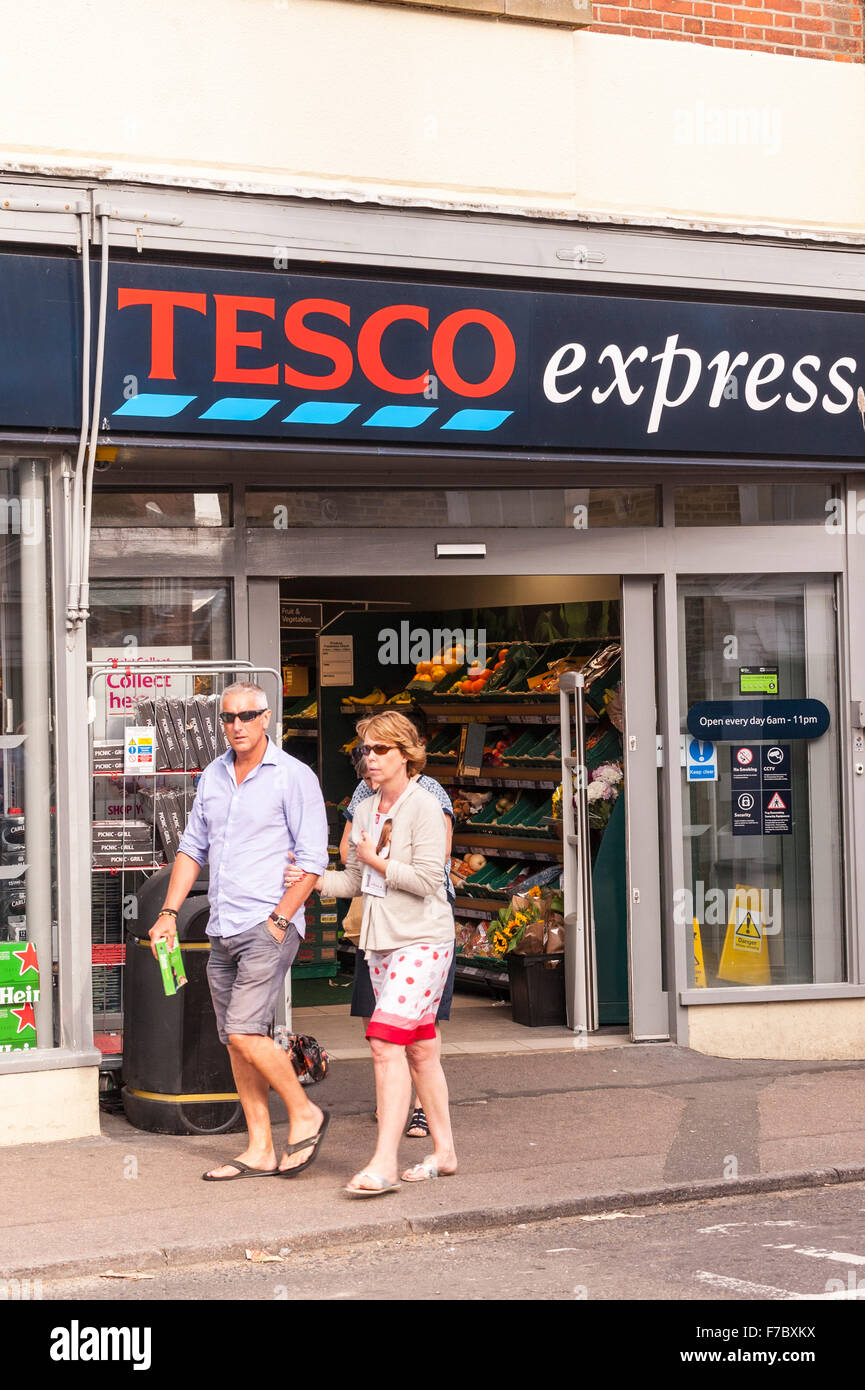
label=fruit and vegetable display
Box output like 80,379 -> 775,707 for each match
449,851 -> 488,892
341,688 -> 387,708
451,855 -> 562,900
447,646 -> 509,696
284,696 -> 318,719
451,790 -> 492,822
406,643 -> 465,692
424,726 -> 560,770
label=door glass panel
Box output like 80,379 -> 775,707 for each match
679,574 -> 843,987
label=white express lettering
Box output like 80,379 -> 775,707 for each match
540,338 -> 858,435
707,350 -> 749,408
822,356 -> 856,414
647,334 -> 702,434
785,354 -> 821,413
745,352 -> 785,410
591,344 -> 647,405
542,342 -> 587,403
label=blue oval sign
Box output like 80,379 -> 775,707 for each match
686,699 -> 830,741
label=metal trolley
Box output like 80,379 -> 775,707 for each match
87,659 -> 283,1070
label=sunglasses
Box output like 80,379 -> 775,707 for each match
219,708 -> 268,724
360,742 -> 396,757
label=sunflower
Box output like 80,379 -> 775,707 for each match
492,932 -> 508,954
528,886 -> 542,900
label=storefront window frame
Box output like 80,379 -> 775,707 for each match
82,463 -> 865,1040
659,500 -> 863,1013
0,454 -> 101,1078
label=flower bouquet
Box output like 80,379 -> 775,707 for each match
486,885 -> 565,959
583,762 -> 623,831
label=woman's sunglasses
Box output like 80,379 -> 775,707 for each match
219,708 -> 267,724
360,742 -> 396,757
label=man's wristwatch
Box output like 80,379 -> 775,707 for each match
269,912 -> 290,934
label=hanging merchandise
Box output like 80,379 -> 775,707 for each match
716,884 -> 771,985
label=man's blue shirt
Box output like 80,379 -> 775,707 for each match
178,738 -> 329,938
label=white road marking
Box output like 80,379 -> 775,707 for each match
579,1211 -> 645,1222
695,1271 -> 800,1299
765,1244 -> 865,1266
698,1220 -> 812,1236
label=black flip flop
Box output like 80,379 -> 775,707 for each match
277,1109 -> 331,1179
202,1159 -> 281,1182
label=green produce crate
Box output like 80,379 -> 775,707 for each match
284,696 -> 317,718
495,796 -> 539,828
292,963 -> 338,980
426,728 -> 460,758
499,732 -> 539,761
485,862 -> 524,894
486,643 -> 537,694
585,724 -> 623,770
511,640 -> 579,694
462,863 -> 502,897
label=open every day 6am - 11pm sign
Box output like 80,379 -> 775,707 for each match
686,699 -> 831,741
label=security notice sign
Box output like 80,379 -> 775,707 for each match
730,744 -> 792,836
123,727 -> 157,776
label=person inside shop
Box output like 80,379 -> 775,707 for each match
148,680 -> 331,1182
288,710 -> 457,1195
339,706 -> 456,1142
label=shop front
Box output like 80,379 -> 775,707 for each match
1,217 -> 864,1141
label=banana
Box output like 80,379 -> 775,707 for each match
344,688 -> 386,706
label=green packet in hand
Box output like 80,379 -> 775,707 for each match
156,938 -> 188,996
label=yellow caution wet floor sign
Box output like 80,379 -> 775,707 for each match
692,918 -> 707,988
717,885 -> 770,985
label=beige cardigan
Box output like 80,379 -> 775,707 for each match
320,779 -> 454,954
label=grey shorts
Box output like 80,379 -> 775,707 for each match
206,920 -> 301,1046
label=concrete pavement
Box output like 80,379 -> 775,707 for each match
3,1044 -> 865,1282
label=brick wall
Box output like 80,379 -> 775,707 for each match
589,0 -> 865,61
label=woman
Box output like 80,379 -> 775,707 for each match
290,710 -> 457,1195
340,706 -> 457,1140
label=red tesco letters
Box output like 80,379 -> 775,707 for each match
116,289 -> 516,397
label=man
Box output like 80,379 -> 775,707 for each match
149,681 -> 330,1180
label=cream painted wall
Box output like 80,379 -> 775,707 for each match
0,1 -> 862,234
0,1067 -> 100,1146
689,1000 -> 865,1061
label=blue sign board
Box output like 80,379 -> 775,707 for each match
687,700 -> 830,741
1,251 -> 864,455
686,738 -> 717,781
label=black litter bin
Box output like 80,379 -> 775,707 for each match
507,951 -> 567,1027
122,865 -> 244,1134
